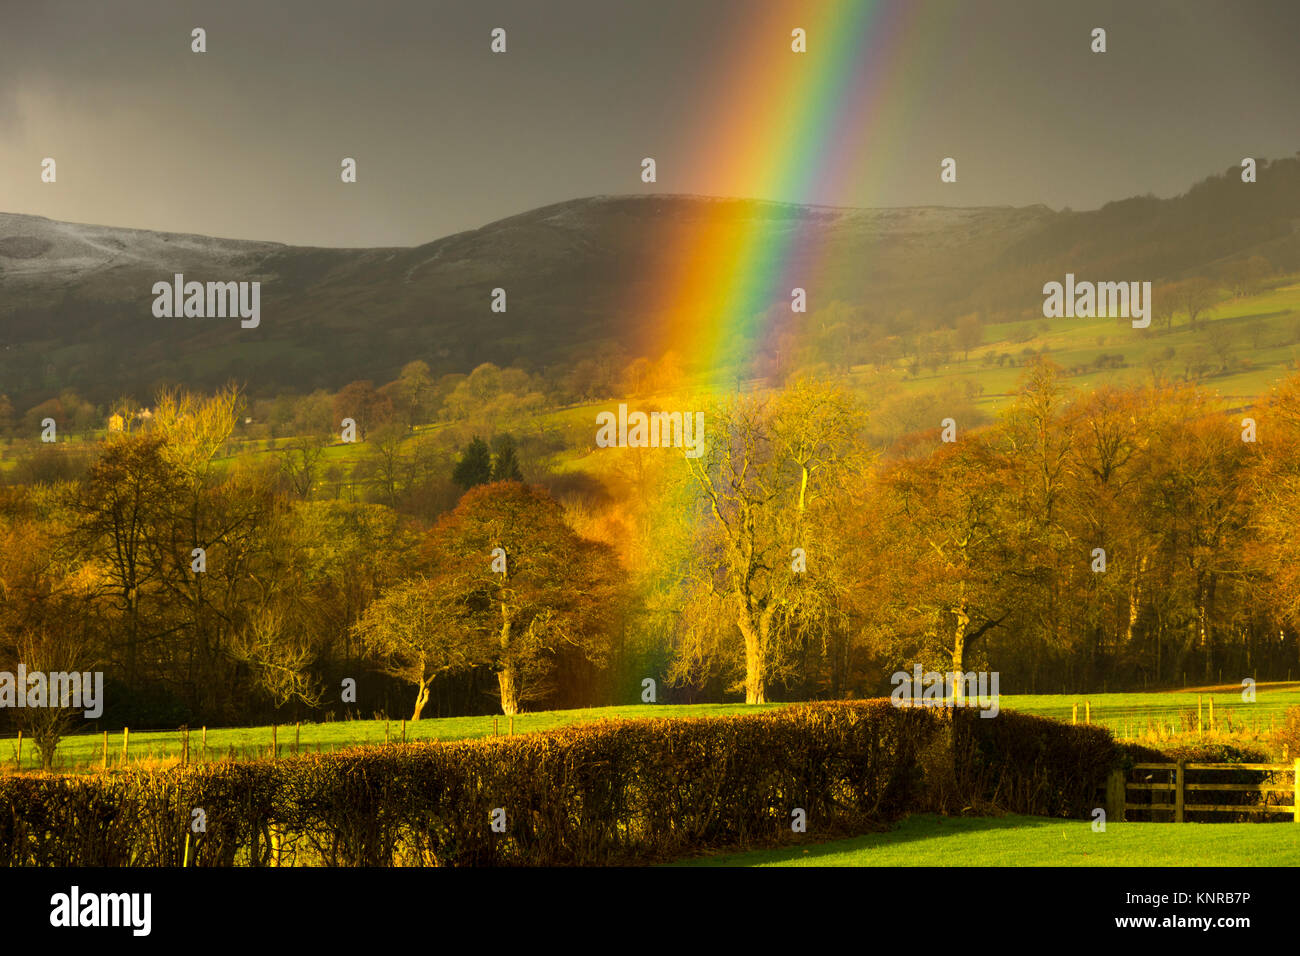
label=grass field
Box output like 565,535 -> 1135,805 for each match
992,683 -> 1300,740
670,813 -> 1300,867
882,279 -> 1300,415
6,683 -> 1299,774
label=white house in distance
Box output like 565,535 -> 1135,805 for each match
107,407 -> 153,433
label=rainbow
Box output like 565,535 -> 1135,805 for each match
645,0 -> 913,387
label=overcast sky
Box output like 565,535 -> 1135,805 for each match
1,0 -> 1296,247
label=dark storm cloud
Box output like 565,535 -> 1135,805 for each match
0,0 -> 1296,246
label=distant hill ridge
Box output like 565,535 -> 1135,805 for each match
2,156 -> 1299,404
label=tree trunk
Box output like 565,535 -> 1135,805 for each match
738,613 -> 767,704
745,646 -> 767,704
497,666 -> 520,716
1126,576 -> 1141,645
951,604 -> 970,706
411,679 -> 431,721
1195,572 -> 1212,681
1203,573 -> 1217,682
496,605 -> 520,715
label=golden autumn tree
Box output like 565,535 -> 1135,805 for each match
1243,373 -> 1300,651
879,430 -> 1015,693
674,379 -> 866,703
363,482 -> 622,716
351,576 -> 483,720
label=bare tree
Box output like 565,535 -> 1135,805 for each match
1174,277 -> 1217,332
675,380 -> 866,703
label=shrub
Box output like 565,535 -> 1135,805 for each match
1275,705 -> 1300,761
947,709 -> 1117,817
0,702 -> 1121,867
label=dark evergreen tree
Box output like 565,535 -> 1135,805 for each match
492,435 -> 523,482
452,436 -> 493,489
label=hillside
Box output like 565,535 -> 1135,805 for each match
3,156 -> 1300,408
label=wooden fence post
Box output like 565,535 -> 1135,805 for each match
101,731 -> 108,771
121,727 -> 129,767
400,719 -> 405,744
1294,759 -> 1300,824
1085,701 -> 1091,724
1175,760 -> 1185,823
494,718 -> 498,736
182,728 -> 190,767
16,730 -> 21,770
1105,768 -> 1127,823
385,720 -> 390,745
1208,697 -> 1214,731
271,724 -> 278,759
509,716 -> 514,735
1197,696 -> 1203,735
295,722 -> 301,755
1072,703 -> 1078,725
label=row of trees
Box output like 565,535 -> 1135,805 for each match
657,365 -> 1300,701
0,389 -> 423,760
0,352 -> 675,447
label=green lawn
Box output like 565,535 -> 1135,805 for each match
671,814 -> 1300,867
994,684 -> 1300,739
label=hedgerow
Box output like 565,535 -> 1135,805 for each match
0,702 -> 1120,866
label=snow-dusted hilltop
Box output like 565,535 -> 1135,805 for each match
0,212 -> 285,283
